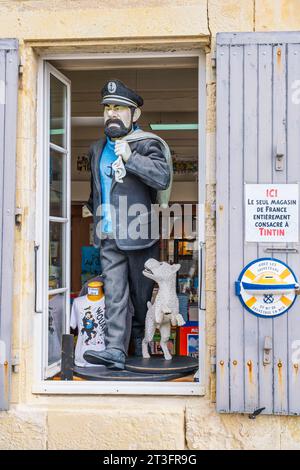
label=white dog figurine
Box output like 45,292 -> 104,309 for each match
142,258 -> 185,360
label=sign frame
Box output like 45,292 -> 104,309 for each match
244,183 -> 299,243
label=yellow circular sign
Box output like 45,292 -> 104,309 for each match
235,258 -> 298,318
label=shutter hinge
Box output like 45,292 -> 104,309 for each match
210,355 -> 216,373
210,201 -> 216,219
12,353 -> 20,374
211,51 -> 216,68
15,207 -> 23,226
18,63 -> 24,76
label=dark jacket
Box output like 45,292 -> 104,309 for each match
87,134 -> 171,250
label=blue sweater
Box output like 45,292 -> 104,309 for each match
99,137 -> 117,233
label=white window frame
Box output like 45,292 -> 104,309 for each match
33,50 -> 206,396
45,63 -> 71,378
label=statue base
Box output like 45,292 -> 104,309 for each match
74,356 -> 198,381
125,355 -> 198,375
73,365 -> 190,382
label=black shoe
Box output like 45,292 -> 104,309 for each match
132,337 -> 143,357
83,349 -> 126,370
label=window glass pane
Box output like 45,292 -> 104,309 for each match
50,74 -> 67,148
48,293 -> 65,365
50,150 -> 66,217
49,222 -> 65,290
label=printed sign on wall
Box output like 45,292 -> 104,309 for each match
245,184 -> 299,243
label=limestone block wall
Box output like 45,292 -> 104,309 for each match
0,0 -> 209,41
0,0 -> 300,450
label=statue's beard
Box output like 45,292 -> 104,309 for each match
104,118 -> 132,139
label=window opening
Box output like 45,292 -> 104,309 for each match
42,55 -> 202,389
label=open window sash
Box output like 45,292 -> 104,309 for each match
43,63 -> 71,379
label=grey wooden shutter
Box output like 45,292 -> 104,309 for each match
216,32 -> 300,415
0,39 -> 18,411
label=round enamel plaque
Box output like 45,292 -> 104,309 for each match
235,258 -> 299,318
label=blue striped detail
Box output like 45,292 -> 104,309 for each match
242,282 -> 297,291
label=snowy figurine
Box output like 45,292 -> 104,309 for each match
142,258 -> 185,360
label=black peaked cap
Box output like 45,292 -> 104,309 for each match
101,79 -> 143,108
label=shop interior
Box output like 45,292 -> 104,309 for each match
48,56 -> 199,382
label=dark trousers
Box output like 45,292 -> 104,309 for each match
100,238 -> 159,354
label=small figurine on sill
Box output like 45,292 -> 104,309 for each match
70,281 -> 106,367
142,259 -> 185,360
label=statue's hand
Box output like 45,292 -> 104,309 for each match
112,156 -> 126,183
115,140 -> 132,162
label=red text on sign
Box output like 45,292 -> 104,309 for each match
259,228 -> 285,237
266,189 -> 278,198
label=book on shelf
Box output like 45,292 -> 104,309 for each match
149,327 -> 177,356
178,321 -> 199,358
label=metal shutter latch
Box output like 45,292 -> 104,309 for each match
263,336 -> 272,366
275,142 -> 285,171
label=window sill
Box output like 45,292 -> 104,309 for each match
32,380 -> 205,396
